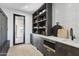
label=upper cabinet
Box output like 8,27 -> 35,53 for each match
32,3 -> 52,36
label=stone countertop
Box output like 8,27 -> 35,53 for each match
32,33 -> 79,48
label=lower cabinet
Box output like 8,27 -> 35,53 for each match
37,37 -> 44,54
55,42 -> 64,56
30,34 -> 56,56
0,40 -> 10,56
43,45 -> 55,56
31,34 -> 79,56
30,34 -> 43,53
55,42 -> 79,56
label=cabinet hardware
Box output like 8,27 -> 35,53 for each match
43,44 -> 55,53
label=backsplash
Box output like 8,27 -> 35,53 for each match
52,3 -> 79,41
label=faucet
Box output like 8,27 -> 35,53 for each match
70,28 -> 75,40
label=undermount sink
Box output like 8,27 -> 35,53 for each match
63,39 -> 79,43
72,39 -> 79,43
48,36 -> 79,44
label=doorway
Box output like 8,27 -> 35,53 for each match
13,14 -> 25,45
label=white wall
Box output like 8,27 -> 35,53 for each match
52,3 -> 79,40
1,7 -> 32,47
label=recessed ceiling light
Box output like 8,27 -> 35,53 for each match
21,5 -> 28,10
24,5 -> 28,9
68,4 -> 72,8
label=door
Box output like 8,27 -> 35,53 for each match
13,14 -> 25,45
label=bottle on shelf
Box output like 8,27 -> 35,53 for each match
41,30 -> 46,35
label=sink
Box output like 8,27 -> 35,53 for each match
73,39 -> 79,43
63,39 -> 79,43
48,36 -> 79,44
48,36 -> 79,48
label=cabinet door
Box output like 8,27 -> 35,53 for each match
63,44 -> 79,56
62,44 -> 72,56
1,13 -> 6,44
32,35 -> 38,49
4,16 -> 7,41
37,37 -> 44,54
56,42 -> 79,56
55,42 -> 65,56
0,13 -> 2,47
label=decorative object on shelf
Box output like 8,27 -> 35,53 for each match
42,30 -> 46,35
39,9 -> 46,15
35,30 -> 38,34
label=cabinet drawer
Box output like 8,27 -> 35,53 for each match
43,44 -> 55,56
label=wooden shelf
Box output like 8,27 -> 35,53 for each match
32,3 -> 52,35
33,22 -> 38,24
38,19 -> 47,23
33,27 -> 38,29
39,26 -> 46,29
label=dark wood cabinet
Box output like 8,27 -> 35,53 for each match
32,3 -> 52,36
30,34 -> 56,56
31,34 -> 45,55
31,34 -> 38,48
55,42 -> 79,56
43,39 -> 56,56
31,34 -> 79,56
63,43 -> 79,56
55,42 -> 65,56
43,45 -> 55,56
37,37 -> 44,53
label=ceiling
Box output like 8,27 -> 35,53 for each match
0,3 -> 43,14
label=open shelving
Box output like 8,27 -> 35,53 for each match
32,3 -> 52,36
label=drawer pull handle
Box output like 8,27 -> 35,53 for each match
43,44 -> 55,53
